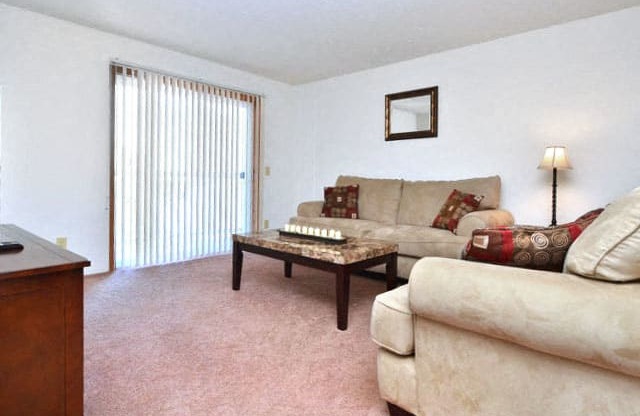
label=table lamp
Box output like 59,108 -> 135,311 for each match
538,145 -> 572,227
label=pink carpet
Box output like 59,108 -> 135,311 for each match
84,253 -> 390,415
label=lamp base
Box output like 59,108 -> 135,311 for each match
550,167 -> 558,227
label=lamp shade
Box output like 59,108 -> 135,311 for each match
538,146 -> 572,170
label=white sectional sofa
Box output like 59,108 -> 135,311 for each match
371,186 -> 640,416
290,175 -> 514,278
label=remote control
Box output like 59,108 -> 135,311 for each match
0,241 -> 24,252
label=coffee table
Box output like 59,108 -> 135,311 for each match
232,230 -> 398,330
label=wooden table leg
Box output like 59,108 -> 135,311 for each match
336,268 -> 350,331
232,241 -> 243,290
386,253 -> 398,291
284,261 -> 292,278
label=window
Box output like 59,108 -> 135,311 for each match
111,64 -> 262,268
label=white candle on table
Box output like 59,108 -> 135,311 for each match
335,230 -> 342,239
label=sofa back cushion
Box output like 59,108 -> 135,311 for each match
397,175 -> 501,226
565,187 -> 640,282
336,175 -> 403,224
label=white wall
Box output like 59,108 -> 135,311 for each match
0,4 -> 306,273
293,7 -> 640,226
2,4 -> 640,273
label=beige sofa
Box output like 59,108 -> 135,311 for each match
371,186 -> 640,416
290,175 -> 514,278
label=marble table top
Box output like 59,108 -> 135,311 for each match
233,230 -> 398,265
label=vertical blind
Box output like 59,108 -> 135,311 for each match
111,64 -> 262,268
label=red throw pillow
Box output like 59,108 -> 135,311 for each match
462,208 -> 604,272
321,185 -> 359,219
432,189 -> 484,233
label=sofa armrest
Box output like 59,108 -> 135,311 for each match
297,200 -> 324,217
455,209 -> 514,236
408,257 -> 640,379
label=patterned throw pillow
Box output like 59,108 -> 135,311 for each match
462,208 -> 604,272
321,185 -> 359,219
432,189 -> 484,233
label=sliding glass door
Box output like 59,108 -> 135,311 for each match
111,64 -> 262,268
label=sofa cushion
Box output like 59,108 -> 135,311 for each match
565,187 -> 640,282
288,216 -> 381,238
321,185 -> 359,219
367,225 -> 471,259
371,284 -> 414,355
431,189 -> 483,233
336,175 -> 403,224
463,209 -> 603,272
397,175 -> 501,227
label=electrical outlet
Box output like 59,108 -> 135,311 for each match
265,166 -> 271,176
263,219 -> 269,229
55,237 -> 67,249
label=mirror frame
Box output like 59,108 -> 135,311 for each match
385,86 -> 438,141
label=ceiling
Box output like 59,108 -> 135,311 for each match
4,0 -> 640,84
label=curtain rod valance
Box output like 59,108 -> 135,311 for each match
110,61 -> 265,100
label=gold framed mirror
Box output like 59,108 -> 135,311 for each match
385,86 -> 438,141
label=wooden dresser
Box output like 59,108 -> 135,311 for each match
0,224 -> 90,415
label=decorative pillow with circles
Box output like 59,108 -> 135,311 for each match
321,185 -> 359,219
462,208 -> 604,272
